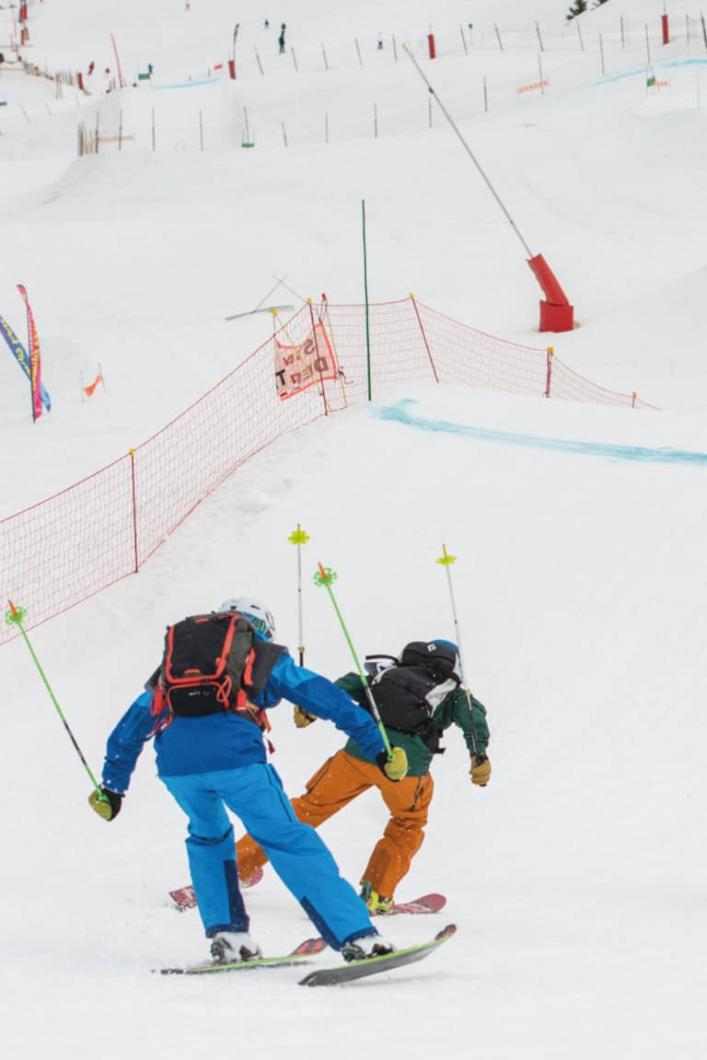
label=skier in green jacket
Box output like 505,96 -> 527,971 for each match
236,639 -> 491,912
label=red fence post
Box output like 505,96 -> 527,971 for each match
409,294 -> 440,382
661,14 -> 670,45
428,33 -> 436,59
228,59 -> 236,79
19,3 -> 28,22
129,448 -> 140,573
544,346 -> 554,398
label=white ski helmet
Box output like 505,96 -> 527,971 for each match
219,597 -> 276,640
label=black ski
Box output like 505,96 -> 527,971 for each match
298,923 -> 457,987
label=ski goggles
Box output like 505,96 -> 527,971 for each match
244,613 -> 275,640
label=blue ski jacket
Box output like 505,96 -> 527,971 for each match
101,649 -> 386,794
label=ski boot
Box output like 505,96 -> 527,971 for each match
341,929 -> 395,963
360,880 -> 394,915
209,931 -> 262,963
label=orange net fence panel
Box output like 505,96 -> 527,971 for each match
0,298 -> 655,644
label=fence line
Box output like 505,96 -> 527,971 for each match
0,298 -> 655,646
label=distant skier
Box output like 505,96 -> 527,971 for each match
87,60 -> 95,75
89,598 -> 408,963
278,23 -> 286,53
377,32 -> 384,50
264,19 -> 270,29
236,640 -> 491,912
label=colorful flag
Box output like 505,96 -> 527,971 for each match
0,314 -> 51,412
16,285 -> 43,422
274,323 -> 338,401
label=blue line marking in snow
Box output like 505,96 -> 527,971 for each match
152,78 -> 219,90
372,400 -> 707,467
589,57 -> 707,88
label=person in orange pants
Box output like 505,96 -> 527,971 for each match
237,750 -> 434,905
236,639 -> 491,911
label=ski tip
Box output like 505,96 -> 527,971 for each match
289,936 -> 328,956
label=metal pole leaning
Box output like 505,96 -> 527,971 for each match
435,545 -> 479,755
288,524 -> 310,665
402,43 -> 534,259
5,601 -> 108,799
314,563 -> 393,757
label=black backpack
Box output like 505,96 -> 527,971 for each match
366,641 -> 459,742
150,612 -> 283,725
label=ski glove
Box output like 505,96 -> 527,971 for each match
89,787 -> 123,821
377,746 -> 408,782
470,754 -> 491,787
293,706 -> 317,728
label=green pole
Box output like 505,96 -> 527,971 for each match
5,600 -> 107,796
362,199 -> 372,401
314,563 -> 392,757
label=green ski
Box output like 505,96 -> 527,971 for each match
160,949 -> 315,970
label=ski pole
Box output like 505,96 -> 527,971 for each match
5,600 -> 109,799
313,563 -> 393,757
288,523 -> 310,666
435,546 -> 480,756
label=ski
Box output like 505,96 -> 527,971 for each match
290,936 -> 328,956
169,867 -> 264,911
298,923 -> 457,987
170,881 -> 444,916
157,938 -> 323,976
385,892 -> 446,916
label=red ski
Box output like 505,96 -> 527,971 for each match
169,867 -> 264,911
385,892 -> 446,916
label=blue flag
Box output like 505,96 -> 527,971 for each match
0,314 -> 51,412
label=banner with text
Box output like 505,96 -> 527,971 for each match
0,314 -> 51,412
274,322 -> 338,400
17,285 -> 43,422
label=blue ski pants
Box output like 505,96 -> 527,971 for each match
162,763 -> 375,950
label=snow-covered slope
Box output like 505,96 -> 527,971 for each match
2,2 -> 707,1058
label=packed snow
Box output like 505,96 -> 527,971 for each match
2,2 -> 707,1058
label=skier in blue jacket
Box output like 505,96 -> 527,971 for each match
89,597 -> 408,965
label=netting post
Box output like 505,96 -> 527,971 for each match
410,294 -> 439,383
632,391 -> 638,409
361,199 -> 372,401
129,448 -> 140,573
545,346 -> 554,398
307,299 -> 330,417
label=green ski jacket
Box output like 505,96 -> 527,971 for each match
336,671 -> 490,777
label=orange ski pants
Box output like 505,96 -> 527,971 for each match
235,750 -> 434,900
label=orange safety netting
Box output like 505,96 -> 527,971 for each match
0,298 -> 656,645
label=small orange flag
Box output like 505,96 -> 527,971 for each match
83,371 -> 103,397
